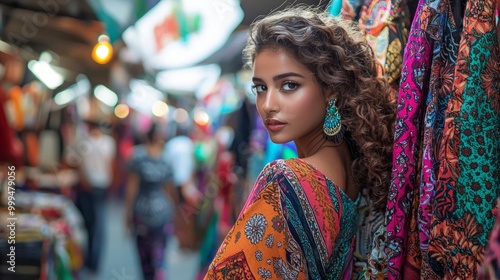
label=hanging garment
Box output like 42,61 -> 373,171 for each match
358,0 -> 411,98
23,131 -> 39,166
386,0 -> 435,278
0,87 -> 22,166
353,189 -> 388,279
386,0 -> 500,279
8,86 -> 24,131
38,130 -> 61,172
428,0 -> 500,277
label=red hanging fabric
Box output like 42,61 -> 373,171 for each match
0,87 -> 22,166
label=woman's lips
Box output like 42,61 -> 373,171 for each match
265,119 -> 286,133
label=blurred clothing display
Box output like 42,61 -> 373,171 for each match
0,87 -> 22,166
22,131 -> 40,167
38,130 -> 61,171
0,191 -> 86,279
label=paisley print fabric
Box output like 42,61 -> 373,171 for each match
428,0 -> 500,277
358,0 -> 410,98
205,158 -> 359,279
353,189 -> 388,279
386,0 -> 500,279
386,0 -> 434,278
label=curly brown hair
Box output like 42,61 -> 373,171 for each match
243,6 -> 395,211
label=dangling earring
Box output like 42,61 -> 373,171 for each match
323,99 -> 345,144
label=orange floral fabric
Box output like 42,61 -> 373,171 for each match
205,158 -> 359,279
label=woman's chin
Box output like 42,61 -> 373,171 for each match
268,135 -> 291,144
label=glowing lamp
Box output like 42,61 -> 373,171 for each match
92,35 -> 113,64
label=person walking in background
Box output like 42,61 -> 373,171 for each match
164,124 -> 200,215
205,5 -> 395,279
163,124 -> 202,251
76,119 -> 116,274
124,123 -> 175,280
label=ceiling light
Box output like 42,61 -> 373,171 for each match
94,85 -> 118,107
92,35 -> 113,64
53,75 -> 90,106
27,60 -> 64,90
54,87 -> 74,106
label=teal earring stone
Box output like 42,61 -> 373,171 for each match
323,99 -> 345,143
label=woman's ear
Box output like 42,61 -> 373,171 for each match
324,86 -> 336,102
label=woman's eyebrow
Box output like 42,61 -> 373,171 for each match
252,72 -> 305,83
252,77 -> 264,83
272,72 -> 305,81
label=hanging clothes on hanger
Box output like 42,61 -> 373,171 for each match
429,0 -> 500,278
358,0 -> 412,98
386,0 -> 500,278
0,87 -> 22,166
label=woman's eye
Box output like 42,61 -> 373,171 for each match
251,85 -> 266,95
282,82 -> 299,91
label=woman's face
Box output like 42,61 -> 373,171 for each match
252,49 -> 326,144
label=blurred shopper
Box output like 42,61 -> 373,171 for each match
164,124 -> 200,209
163,125 -> 201,250
76,120 -> 116,274
124,123 -> 174,280
205,6 -> 395,279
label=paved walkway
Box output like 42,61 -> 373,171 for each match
79,197 -> 200,280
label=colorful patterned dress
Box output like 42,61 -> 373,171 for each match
205,158 -> 360,279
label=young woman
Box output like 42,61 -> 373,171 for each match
205,6 -> 395,279
125,123 -> 174,280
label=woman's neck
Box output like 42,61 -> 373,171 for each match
294,126 -> 341,158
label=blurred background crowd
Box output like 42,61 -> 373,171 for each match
0,0 -> 498,279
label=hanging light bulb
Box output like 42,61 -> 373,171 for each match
92,35 -> 113,64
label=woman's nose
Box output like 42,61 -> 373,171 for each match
261,89 -> 279,114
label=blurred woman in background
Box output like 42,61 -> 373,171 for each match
125,123 -> 174,280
